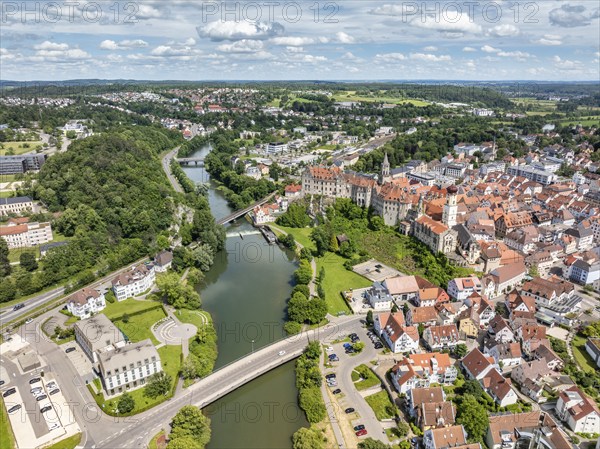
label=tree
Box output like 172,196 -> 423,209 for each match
396,420 -> 410,437
0,278 -> 16,303
191,244 -> 214,272
181,355 -> 201,380
305,341 -> 322,360
456,394 -> 489,444
170,405 -> 211,448
117,392 -> 135,414
358,438 -> 390,449
366,310 -> 374,326
167,437 -> 202,449
352,342 -> 365,353
330,234 -> 339,252
292,427 -> 324,449
454,343 -> 468,358
144,371 -> 173,398
298,387 -> 326,423
276,203 -> 310,228
294,260 -> 313,285
0,238 -> 10,277
528,265 -> 539,278
19,252 -> 38,272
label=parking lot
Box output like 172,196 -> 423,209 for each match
63,343 -> 95,382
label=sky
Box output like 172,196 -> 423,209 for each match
0,0 -> 599,81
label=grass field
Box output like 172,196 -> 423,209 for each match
365,390 -> 396,420
271,225 -> 315,251
148,431 -> 166,449
90,345 -> 181,416
112,307 -> 166,344
0,141 -> 43,156
0,397 -> 16,449
176,308 -> 211,329
353,364 -> 381,391
0,174 -> 18,182
317,253 -> 369,315
103,298 -> 162,320
559,116 -> 600,127
572,334 -> 598,373
44,433 -> 82,449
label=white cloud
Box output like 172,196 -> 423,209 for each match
553,55 -> 582,70
488,24 -> 520,37
375,53 -> 406,62
286,46 -> 305,53
481,45 -> 499,53
411,14 -> 482,36
197,21 -> 284,41
270,36 -> 316,46
217,40 -> 264,53
133,5 -> 162,19
368,4 -> 405,16
336,32 -> 355,44
100,39 -> 148,50
0,48 -> 17,60
534,34 -> 562,46
409,53 -> 451,62
462,46 -> 477,52
423,46 -> 438,52
497,50 -> 532,61
151,45 -> 197,57
35,41 -> 69,51
549,4 -> 600,28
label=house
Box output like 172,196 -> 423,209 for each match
487,315 -> 515,343
407,306 -> 440,327
411,215 -> 458,255
416,287 -> 449,308
448,276 -> 482,301
423,324 -> 461,351
112,263 -> 156,301
436,302 -> 464,325
74,314 -> 125,363
374,312 -> 419,354
481,368 -> 518,406
555,386 -> 600,433
383,275 -> 420,302
486,342 -> 522,367
464,293 -> 495,325
0,196 -> 35,216
461,348 -> 496,381
366,282 -> 393,311
521,276 -> 575,308
585,338 -> 600,368
569,259 -> 600,285
485,411 -> 571,449
154,250 -> 173,273
0,220 -> 53,249
390,353 -> 458,394
423,425 -> 479,449
284,184 -> 302,198
511,359 -> 553,396
457,308 -> 480,339
505,290 -> 536,320
533,343 -> 564,371
252,204 -> 278,225
408,386 -> 445,417
485,262 -> 527,297
418,401 -> 456,431
98,339 -> 162,396
66,288 -> 106,319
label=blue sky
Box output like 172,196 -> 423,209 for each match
1,1 -> 599,81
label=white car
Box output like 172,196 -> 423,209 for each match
25,318 -> 34,324
325,346 -> 334,353
278,350 -> 286,356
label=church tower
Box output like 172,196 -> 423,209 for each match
442,185 -> 458,227
380,152 -> 390,184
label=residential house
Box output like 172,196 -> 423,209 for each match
511,359 -> 554,401
569,259 -> 600,285
481,368 -> 518,406
555,386 -> 600,433
487,315 -> 515,343
366,282 -> 393,311
461,348 -> 496,381
486,342 -> 522,367
533,343 -> 564,371
416,286 -> 449,308
73,314 -> 125,363
408,386 -> 445,417
66,288 -> 106,319
407,306 -> 440,328
423,425 -> 479,449
585,338 -> 600,369
0,220 -> 53,249
390,353 -> 458,394
423,324 -> 461,351
0,196 -> 35,216
457,307 -> 480,339
418,401 -> 456,431
374,312 -> 419,354
485,411 -> 571,449
154,250 -> 173,273
485,262 -> 527,297
98,339 -> 162,396
447,276 -> 482,301
112,263 -> 156,301
284,184 -> 302,198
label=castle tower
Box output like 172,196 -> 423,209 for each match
442,185 -> 458,227
380,152 -> 390,184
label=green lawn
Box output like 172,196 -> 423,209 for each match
272,225 -> 315,251
559,116 -> 600,127
44,433 -> 82,449
148,431 -> 166,449
572,334 -> 598,373
365,390 -> 396,420
353,364 -> 381,391
7,248 -> 37,263
0,174 -> 18,182
103,298 -> 162,320
113,307 -> 166,344
0,141 -> 43,156
316,253 -> 369,315
90,345 -> 181,416
0,397 -> 16,449
176,308 -> 211,329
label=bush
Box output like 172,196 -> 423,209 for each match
284,321 -> 302,335
292,284 -> 311,298
117,392 -> 135,414
298,387 -> 326,423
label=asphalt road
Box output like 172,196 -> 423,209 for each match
162,146 -> 183,193
0,287 -> 65,324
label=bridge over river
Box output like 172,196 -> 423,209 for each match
93,315 -> 360,448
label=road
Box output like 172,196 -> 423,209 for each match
17,311 -> 364,449
162,146 -> 183,193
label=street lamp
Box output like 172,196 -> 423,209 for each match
251,340 -> 255,353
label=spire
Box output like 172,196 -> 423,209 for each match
380,152 -> 390,184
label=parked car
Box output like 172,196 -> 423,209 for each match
65,347 -> 76,353
40,405 -> 52,414
3,388 -> 16,397
49,389 -> 60,396
325,374 -> 336,379
36,394 -> 47,402
354,425 -> 365,431
46,382 -> 57,389
344,408 -> 355,414
29,377 -> 41,385
325,346 -> 334,353
329,356 -> 339,362
332,389 -> 341,394
30,387 -> 42,394
374,342 -> 383,349
343,343 -> 352,349
7,404 -> 21,414
0,380 -> 5,386
48,423 -> 60,431
33,390 -> 46,398
355,429 -> 368,437
25,318 -> 34,324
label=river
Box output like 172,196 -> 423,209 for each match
182,144 -> 308,449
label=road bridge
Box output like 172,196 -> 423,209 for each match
175,157 -> 205,166
216,192 -> 277,225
